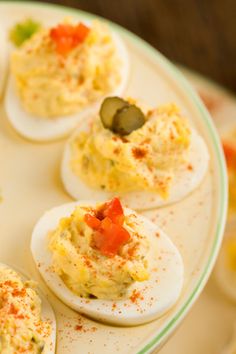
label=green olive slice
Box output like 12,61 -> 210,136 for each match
112,104 -> 145,135
99,97 -> 128,129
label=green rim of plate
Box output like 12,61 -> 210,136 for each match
2,2 -> 228,353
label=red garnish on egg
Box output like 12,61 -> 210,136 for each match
84,213 -> 101,230
84,198 -> 130,257
50,22 -> 90,55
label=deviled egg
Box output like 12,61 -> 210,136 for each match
0,263 -> 56,353
61,97 -> 209,210
31,197 -> 184,326
5,20 -> 129,141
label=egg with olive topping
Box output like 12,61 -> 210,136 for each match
31,198 -> 184,326
5,20 -> 129,141
0,263 -> 56,354
61,97 -> 209,210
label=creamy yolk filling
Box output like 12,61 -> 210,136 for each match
70,104 -> 191,198
11,20 -> 121,118
48,199 -> 149,300
0,267 -> 51,354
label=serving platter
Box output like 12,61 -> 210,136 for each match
0,2 -> 227,353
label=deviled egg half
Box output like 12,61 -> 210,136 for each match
61,97 -> 209,210
31,197 -> 184,326
5,20 -> 129,141
0,263 -> 56,353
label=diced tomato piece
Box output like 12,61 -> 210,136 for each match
100,216 -> 113,230
85,198 -> 130,257
50,22 -> 90,55
55,37 -> 74,56
93,217 -> 130,256
84,213 -> 101,230
103,197 -> 124,225
75,23 -> 90,41
50,24 -> 74,40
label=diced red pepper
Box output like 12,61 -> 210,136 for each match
103,197 -> 124,225
50,22 -> 90,55
84,198 -> 130,256
93,217 -> 130,256
75,23 -> 90,41
84,213 -> 101,230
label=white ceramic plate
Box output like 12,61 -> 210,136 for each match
0,2 -> 227,354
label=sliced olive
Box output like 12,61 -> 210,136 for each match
99,97 -> 128,129
112,105 -> 145,135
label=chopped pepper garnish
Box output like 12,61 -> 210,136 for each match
84,213 -> 101,230
84,198 -> 130,256
50,22 -> 90,55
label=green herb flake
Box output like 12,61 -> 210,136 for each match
9,18 -> 42,47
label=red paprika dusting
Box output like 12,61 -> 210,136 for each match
9,303 -> 18,315
130,289 -> 144,304
127,245 -> 137,257
132,147 -> 147,159
12,287 -> 27,297
16,314 -> 25,320
113,147 -> 121,155
187,164 -> 193,171
75,325 -> 83,331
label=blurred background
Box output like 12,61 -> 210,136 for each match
40,0 -> 236,93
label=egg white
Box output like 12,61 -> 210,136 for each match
61,117 -> 209,210
0,263 -> 57,354
5,28 -> 129,142
31,201 -> 184,326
